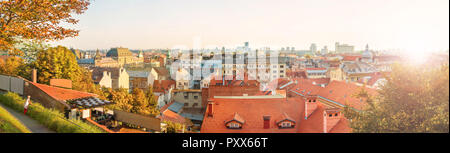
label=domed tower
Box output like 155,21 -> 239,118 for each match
138,50 -> 144,58
94,49 -> 102,60
94,49 -> 102,66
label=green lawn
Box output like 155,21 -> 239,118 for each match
0,105 -> 31,133
0,92 -> 105,133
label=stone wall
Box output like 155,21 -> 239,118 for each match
23,81 -> 68,112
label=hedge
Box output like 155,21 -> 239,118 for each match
0,92 -> 105,133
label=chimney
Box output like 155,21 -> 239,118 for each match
207,99 -> 214,117
304,95 -> 318,119
323,108 -> 342,133
263,115 -> 271,129
32,69 -> 37,83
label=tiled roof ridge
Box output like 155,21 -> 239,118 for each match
27,80 -> 97,101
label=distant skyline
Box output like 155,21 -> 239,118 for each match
51,0 -> 449,53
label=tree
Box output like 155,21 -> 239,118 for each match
164,121 -> 184,133
132,88 -> 150,115
15,40 -> 48,63
344,63 -> 449,133
0,56 -> 23,76
109,88 -> 134,113
33,46 -> 81,84
0,0 -> 90,55
146,86 -> 160,116
107,87 -> 160,117
304,54 -> 312,59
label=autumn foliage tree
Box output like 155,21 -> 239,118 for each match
344,63 -> 449,133
107,87 -> 160,117
33,46 -> 81,84
0,0 -> 90,55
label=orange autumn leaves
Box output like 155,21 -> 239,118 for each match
0,0 -> 90,55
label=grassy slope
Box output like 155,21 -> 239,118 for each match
0,92 -> 105,133
0,105 -> 31,133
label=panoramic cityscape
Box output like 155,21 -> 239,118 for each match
0,0 -> 448,137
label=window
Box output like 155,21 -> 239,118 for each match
280,65 -> 284,68
184,103 -> 189,107
335,113 -> 338,117
228,123 -> 240,129
281,122 -> 292,128
329,114 -> 332,117
194,96 -> 198,99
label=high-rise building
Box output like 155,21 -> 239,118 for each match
310,43 -> 317,53
321,46 -> 328,55
335,42 -> 354,53
244,42 -> 249,48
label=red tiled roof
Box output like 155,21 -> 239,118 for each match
306,68 -> 327,71
153,67 -> 169,76
342,55 -> 361,61
289,78 -> 324,95
318,80 -> 377,110
153,80 -> 176,93
158,101 -> 186,124
49,79 -> 72,89
159,109 -> 186,124
29,81 -> 97,101
226,112 -> 245,124
357,72 -> 387,86
159,101 -> 173,112
309,78 -> 331,85
201,97 -> 351,133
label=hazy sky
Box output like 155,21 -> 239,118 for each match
52,0 -> 449,52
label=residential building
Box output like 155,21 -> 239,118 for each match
153,80 -> 176,108
305,68 -> 327,79
128,71 -> 153,91
335,42 -> 354,53
340,61 -> 378,82
173,89 -> 202,109
92,67 -> 129,89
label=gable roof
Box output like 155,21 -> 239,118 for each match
153,80 -> 176,93
276,112 -> 296,124
92,67 -> 124,82
159,109 -> 186,124
153,67 -> 169,76
225,112 -> 245,124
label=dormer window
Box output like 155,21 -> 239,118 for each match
277,113 -> 296,129
225,113 -> 245,129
